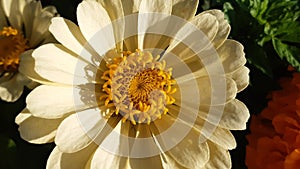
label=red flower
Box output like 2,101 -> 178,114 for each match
246,73 -> 300,169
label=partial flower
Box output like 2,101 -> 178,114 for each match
246,72 -> 300,169
16,0 -> 250,168
0,0 -> 57,102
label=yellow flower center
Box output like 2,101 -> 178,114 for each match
100,50 -> 176,125
0,26 -> 29,72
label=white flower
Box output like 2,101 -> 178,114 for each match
16,0 -> 250,168
0,0 -> 57,102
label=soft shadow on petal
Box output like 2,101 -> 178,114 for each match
168,128 -> 210,168
228,66 -> 250,92
198,99 -> 250,130
55,113 -> 94,153
201,141 -> 231,169
0,1 -> 7,27
138,0 -> 172,51
0,73 -> 29,102
19,50 -> 54,85
129,155 -> 163,169
46,143 -> 97,169
49,17 -> 98,63
33,44 -> 99,85
91,147 -> 129,169
172,0 -> 198,20
217,40 -> 246,74
16,108 -> 64,144
202,10 -> 231,49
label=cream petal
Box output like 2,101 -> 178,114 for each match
97,0 -> 123,21
55,109 -> 111,153
160,152 -> 186,169
0,73 -> 29,102
1,0 -> 25,30
77,1 -> 116,56
174,76 -> 237,106
217,40 -> 246,74
202,10 -> 231,49
206,127 -> 236,150
195,118 -> 237,150
166,104 -> 236,150
33,44 -> 98,85
29,5 -> 58,47
152,115 -> 209,168
202,141 -> 231,169
46,143 -> 97,169
49,17 -> 99,64
138,0 -> 172,50
0,1 -> 8,28
1,0 -> 12,17
199,99 -> 250,130
19,50 -> 53,84
191,13 -> 218,42
139,0 -> 172,13
122,0 -> 141,15
229,66 -> 250,92
16,108 -> 64,144
129,156 -> 163,169
165,13 -> 218,60
172,0 -> 198,20
91,147 -> 129,169
219,99 -> 250,130
55,113 -> 92,153
97,0 -> 125,51
168,128 -> 210,168
77,1 -> 111,41
22,1 -> 41,42
26,85 -> 97,119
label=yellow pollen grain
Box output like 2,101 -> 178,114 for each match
100,50 -> 177,125
0,27 -> 29,72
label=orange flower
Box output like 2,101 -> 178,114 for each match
246,73 -> 300,169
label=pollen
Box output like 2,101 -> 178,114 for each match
100,50 -> 176,125
0,27 -> 29,72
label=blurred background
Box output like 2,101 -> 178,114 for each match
0,0 -> 299,168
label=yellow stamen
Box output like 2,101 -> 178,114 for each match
100,50 -> 177,125
0,27 -> 28,72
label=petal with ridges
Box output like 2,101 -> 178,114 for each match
172,0 -> 198,20
138,0 -> 172,50
202,141 -> 231,169
168,128 -> 210,168
217,40 -> 246,74
199,99 -> 250,130
202,10 -> 231,49
229,66 -> 250,92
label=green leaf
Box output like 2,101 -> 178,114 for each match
275,22 -> 300,43
0,135 -> 17,169
246,43 -> 273,76
272,38 -> 300,71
